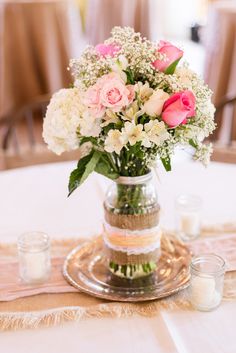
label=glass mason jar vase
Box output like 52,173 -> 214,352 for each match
103,172 -> 161,279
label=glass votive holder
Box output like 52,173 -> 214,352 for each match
175,194 -> 202,241
189,254 -> 226,311
17,232 -> 51,284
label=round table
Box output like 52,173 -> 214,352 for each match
0,160 -> 236,352
0,159 -> 235,240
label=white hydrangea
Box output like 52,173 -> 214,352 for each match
79,111 -> 102,137
43,88 -> 84,155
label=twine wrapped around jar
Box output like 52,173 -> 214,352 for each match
104,203 -> 160,230
103,244 -> 161,265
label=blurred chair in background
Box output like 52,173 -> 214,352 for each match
86,0 -> 150,45
204,2 -> 236,109
204,1 -> 236,163
0,96 -> 80,170
211,95 -> 236,143
210,94 -> 236,164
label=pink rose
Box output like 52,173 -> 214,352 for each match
83,84 -> 105,118
162,90 -> 196,127
152,40 -> 183,72
99,73 -> 131,112
95,43 -> 120,58
126,85 -> 135,104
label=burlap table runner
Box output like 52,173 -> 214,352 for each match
1,225 -> 236,331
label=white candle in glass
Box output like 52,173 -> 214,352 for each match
18,232 -> 51,284
175,194 -> 202,241
190,254 -> 225,311
180,212 -> 200,236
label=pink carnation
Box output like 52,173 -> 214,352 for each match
95,43 -> 120,58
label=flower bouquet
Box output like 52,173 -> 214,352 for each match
43,27 -> 215,279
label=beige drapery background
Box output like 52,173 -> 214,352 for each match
0,0 -> 82,119
86,0 -> 150,45
0,0 -> 151,119
204,1 -> 236,104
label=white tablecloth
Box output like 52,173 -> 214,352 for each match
0,158 -> 236,240
0,159 -> 236,352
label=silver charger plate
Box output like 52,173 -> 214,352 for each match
63,235 -> 191,302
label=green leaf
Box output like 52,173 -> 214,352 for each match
95,153 -> 119,180
138,114 -> 150,125
79,136 -> 98,146
164,58 -> 181,75
161,156 -> 171,171
123,68 -> 135,84
102,123 -> 117,135
189,139 -> 197,149
68,150 -> 100,196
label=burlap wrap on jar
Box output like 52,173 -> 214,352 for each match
102,172 -> 162,277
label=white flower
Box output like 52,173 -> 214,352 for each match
117,55 -> 129,70
142,120 -> 169,147
104,130 -> 124,154
194,143 -> 213,166
43,88 -> 83,155
183,125 -> 205,142
79,111 -> 101,137
111,55 -> 128,82
122,101 -> 143,122
175,66 -> 195,88
121,121 -> 144,146
198,98 -> 215,117
143,89 -> 169,117
135,82 -> 153,102
101,110 -> 120,127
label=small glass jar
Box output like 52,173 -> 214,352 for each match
18,232 -> 51,284
175,194 -> 202,241
189,254 -> 226,311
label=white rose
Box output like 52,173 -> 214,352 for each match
43,88 -> 83,155
143,89 -> 169,117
